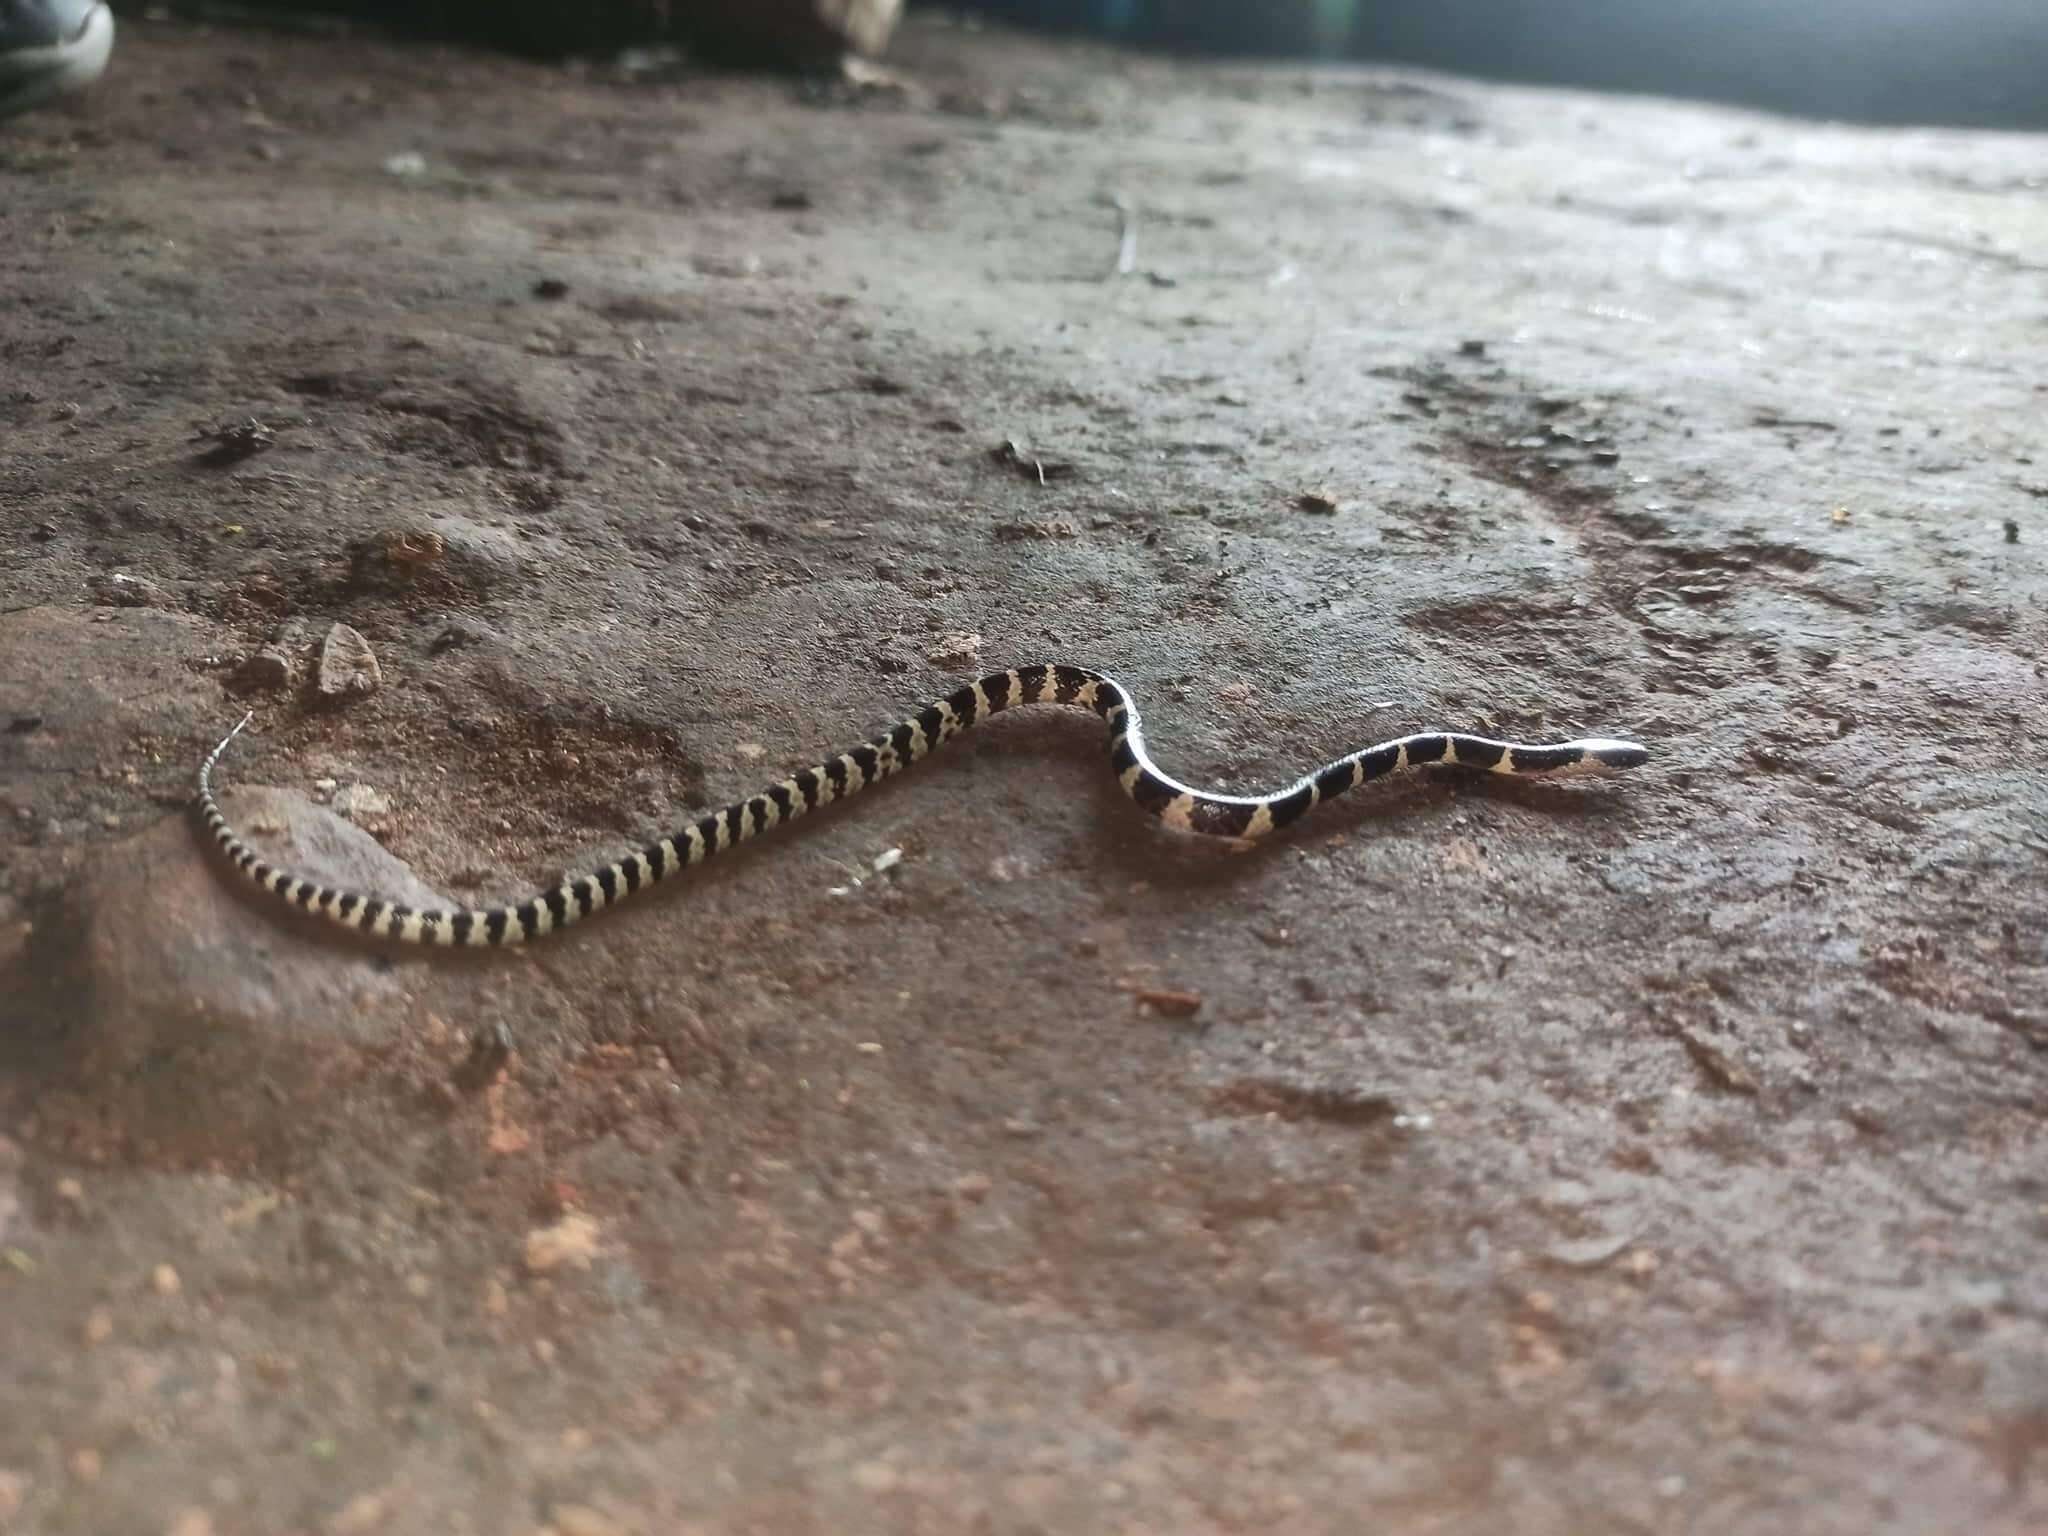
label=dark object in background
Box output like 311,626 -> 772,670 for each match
137,0 -> 902,64
0,0 -> 115,116
939,0 -> 2048,131
687,0 -> 901,63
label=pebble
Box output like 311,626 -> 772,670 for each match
926,632 -> 983,669
89,572 -> 173,609
235,647 -> 294,691
331,785 -> 392,820
316,623 -> 381,701
152,1263 -> 182,1296
524,1212 -> 601,1273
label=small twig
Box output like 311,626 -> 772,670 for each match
1131,986 -> 1203,1018
1111,193 -> 1139,278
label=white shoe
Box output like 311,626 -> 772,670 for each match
0,1 -> 113,120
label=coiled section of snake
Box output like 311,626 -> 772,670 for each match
196,663 -> 1647,947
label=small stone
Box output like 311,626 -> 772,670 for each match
83,1307 -> 115,1345
69,1447 -> 101,1483
926,632 -> 983,669
330,785 -> 392,821
316,624 -> 381,701
430,617 -> 489,654
235,647 -> 294,691
152,1263 -> 182,1296
524,1212 -> 601,1274
89,572 -> 173,609
191,418 -> 275,467
166,1510 -> 216,1536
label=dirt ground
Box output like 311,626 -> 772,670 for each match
2,12 -> 2044,1534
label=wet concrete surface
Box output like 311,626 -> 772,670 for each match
1,13 -> 2044,1534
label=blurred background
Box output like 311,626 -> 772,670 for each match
962,0 -> 2048,129
138,0 -> 2048,128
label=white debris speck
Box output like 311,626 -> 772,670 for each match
383,151 -> 428,178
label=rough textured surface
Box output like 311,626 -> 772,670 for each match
1,13 -> 2044,1535
23,780 -> 454,1164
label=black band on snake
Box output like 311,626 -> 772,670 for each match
196,663 -> 1648,948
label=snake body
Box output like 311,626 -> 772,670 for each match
197,663 -> 1647,947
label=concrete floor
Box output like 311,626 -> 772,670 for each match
1,13 -> 2044,1534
